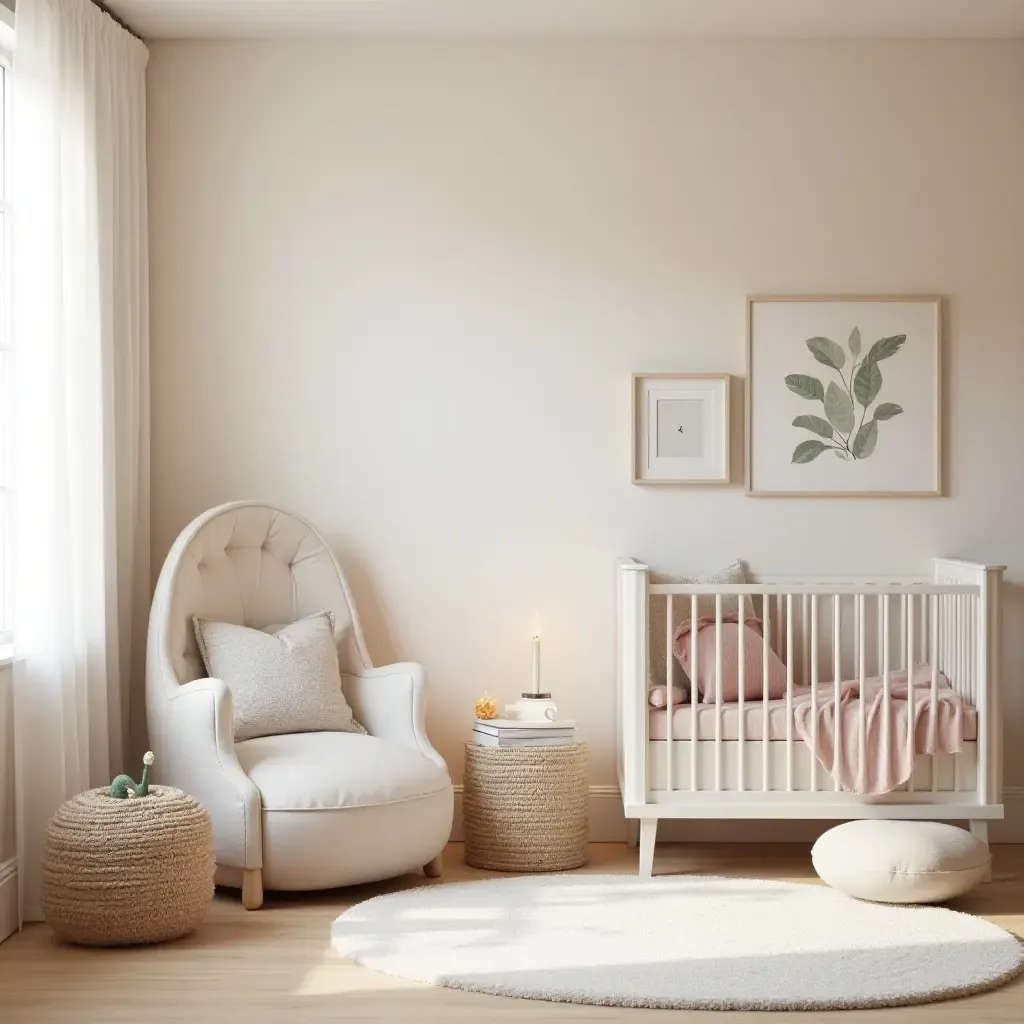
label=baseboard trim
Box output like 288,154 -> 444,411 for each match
0,857 -> 17,944
452,785 -> 1024,844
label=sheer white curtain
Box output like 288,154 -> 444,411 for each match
11,0 -> 149,920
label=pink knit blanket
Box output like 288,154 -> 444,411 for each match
791,665 -> 967,795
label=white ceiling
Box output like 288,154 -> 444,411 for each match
105,0 -> 1024,40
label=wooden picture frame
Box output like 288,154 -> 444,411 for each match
746,296 -> 942,498
632,373 -> 731,485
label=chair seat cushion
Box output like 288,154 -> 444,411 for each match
236,731 -> 451,811
812,820 -> 990,904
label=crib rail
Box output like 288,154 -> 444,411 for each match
616,557 -> 1004,818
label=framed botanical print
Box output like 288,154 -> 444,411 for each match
632,373 -> 730,484
746,296 -> 942,497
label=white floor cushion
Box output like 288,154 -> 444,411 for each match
812,820 -> 990,904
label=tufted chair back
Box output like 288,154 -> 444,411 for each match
150,502 -> 371,691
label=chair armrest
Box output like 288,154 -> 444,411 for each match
341,662 -> 448,772
159,678 -> 263,869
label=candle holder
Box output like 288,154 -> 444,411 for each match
507,633 -> 558,721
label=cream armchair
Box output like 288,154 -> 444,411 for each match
146,502 -> 453,909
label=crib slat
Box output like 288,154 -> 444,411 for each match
737,593 -> 745,792
954,594 -> 962,794
906,594 -> 916,793
900,594 -> 907,669
832,594 -> 841,792
954,593 -> 962,704
802,594 -> 809,688
715,595 -> 723,793
877,594 -> 884,677
977,592 -> 988,805
920,588 -> 928,663
690,594 -> 698,793
882,594 -> 891,782
955,594 -> 961,700
665,595 -> 673,792
810,595 -> 818,793
971,593 -> 977,706
762,595 -> 771,792
786,594 -> 794,792
931,593 -> 939,793
853,592 -> 860,680
858,594 -> 867,793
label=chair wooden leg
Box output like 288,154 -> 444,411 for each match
242,868 -> 264,910
423,853 -> 443,878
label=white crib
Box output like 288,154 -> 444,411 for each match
616,557 -> 1005,878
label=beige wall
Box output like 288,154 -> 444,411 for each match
147,39 -> 1024,825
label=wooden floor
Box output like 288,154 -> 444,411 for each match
3,842 -> 1024,1022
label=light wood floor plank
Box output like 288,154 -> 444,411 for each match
2,842 -> 1023,1022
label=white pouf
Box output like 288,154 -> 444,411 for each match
812,820 -> 990,904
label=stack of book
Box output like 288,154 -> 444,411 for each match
472,718 -> 576,748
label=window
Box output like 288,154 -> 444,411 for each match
0,15 -> 12,644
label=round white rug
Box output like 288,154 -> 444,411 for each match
330,874 -> 1024,1011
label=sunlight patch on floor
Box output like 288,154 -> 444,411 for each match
295,958 -> 419,996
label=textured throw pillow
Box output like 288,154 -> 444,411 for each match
193,611 -> 365,742
647,561 -> 750,694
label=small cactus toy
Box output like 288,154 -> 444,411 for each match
110,751 -> 155,799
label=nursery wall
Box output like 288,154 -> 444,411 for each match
147,38 -> 1024,839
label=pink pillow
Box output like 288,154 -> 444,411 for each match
674,622 -> 787,704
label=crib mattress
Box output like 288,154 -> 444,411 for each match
649,686 -> 977,742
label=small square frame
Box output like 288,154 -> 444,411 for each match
632,373 -> 731,485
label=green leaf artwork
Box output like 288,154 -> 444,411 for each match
785,374 -> 825,402
806,337 -> 846,371
853,359 -> 882,407
824,382 -> 854,434
792,414 -> 833,438
786,330 -> 906,464
792,439 -> 828,463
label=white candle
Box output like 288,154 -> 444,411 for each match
532,635 -> 541,695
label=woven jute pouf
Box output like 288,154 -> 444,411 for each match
463,742 -> 588,872
41,785 -> 215,946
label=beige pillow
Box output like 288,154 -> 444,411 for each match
193,611 -> 365,742
648,560 -> 749,692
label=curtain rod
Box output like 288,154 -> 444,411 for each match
92,0 -> 145,43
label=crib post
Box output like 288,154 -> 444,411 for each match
976,566 -> 1005,808
618,561 -> 649,810
639,818 -> 658,879
737,594 -> 745,792
933,559 -> 1005,808
970,820 -> 992,882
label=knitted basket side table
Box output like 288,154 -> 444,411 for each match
463,742 -> 588,872
41,785 -> 215,946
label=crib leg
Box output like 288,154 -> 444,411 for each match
638,818 -> 658,879
626,819 -> 640,848
969,820 -> 992,882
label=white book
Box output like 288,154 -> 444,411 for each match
473,732 -> 575,748
472,724 -> 573,741
474,717 -> 577,731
